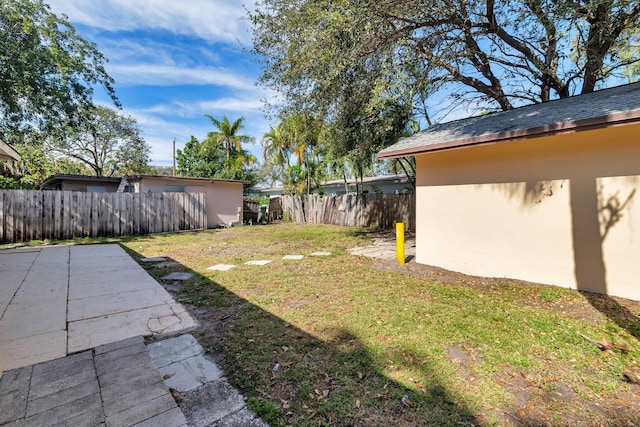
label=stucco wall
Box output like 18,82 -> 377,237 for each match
60,181 -> 120,192
135,178 -> 243,228
415,124 -> 640,300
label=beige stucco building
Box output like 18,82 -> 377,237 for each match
379,83 -> 640,301
42,174 -> 247,229
125,175 -> 245,228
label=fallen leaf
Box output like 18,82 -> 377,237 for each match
357,371 -> 363,380
401,395 -> 413,407
169,388 -> 182,403
163,372 -> 175,380
516,409 -> 526,418
355,398 -> 361,408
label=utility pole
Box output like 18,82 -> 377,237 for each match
172,139 -> 176,176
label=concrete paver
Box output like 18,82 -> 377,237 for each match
283,255 -> 304,260
68,287 -> 173,321
68,303 -> 195,353
148,335 -> 222,392
310,251 -> 331,256
182,381 -> 263,427
349,236 -> 416,261
0,365 -> 31,424
0,337 -> 186,427
206,264 -> 236,272
244,260 -> 272,266
161,272 -> 195,281
0,331 -> 67,371
140,257 -> 168,263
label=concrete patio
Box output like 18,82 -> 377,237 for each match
0,336 -> 187,426
0,244 -> 196,426
0,244 -> 195,372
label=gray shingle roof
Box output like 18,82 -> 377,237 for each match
378,82 -> 640,159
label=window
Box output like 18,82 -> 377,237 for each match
164,185 -> 185,193
86,186 -> 106,193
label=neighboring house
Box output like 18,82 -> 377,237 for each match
378,82 -> 640,301
41,174 -> 121,192
0,139 -> 21,161
124,175 -> 246,228
41,174 -> 247,229
252,174 -> 414,197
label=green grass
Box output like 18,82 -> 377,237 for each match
72,224 -> 640,425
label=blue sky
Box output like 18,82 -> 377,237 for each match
46,0 -> 271,167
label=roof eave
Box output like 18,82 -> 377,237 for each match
127,174 -> 250,185
378,109 -> 640,160
0,140 -> 21,161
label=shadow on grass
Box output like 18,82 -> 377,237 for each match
123,246 -> 481,426
581,291 -> 640,340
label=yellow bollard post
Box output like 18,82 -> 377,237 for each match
396,222 -> 405,265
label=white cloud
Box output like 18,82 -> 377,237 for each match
107,63 -> 256,88
47,0 -> 254,45
122,103 -> 270,165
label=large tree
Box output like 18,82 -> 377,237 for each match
251,0 -> 640,115
0,0 -> 118,145
49,106 -> 150,177
205,115 -> 254,160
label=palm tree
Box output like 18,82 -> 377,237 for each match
262,125 -> 290,168
204,114 -> 253,160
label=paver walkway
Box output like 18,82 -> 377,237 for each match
0,336 -> 186,427
348,236 -> 416,261
0,244 -> 196,372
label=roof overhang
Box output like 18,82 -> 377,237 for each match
0,140 -> 21,161
126,174 -> 251,185
378,109 -> 640,160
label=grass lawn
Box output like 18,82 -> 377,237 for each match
115,223 -> 640,426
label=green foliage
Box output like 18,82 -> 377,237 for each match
261,113 -> 331,194
146,165 -> 175,176
1,140 -> 92,188
47,106 -> 150,177
247,397 -> 283,425
0,0 -> 118,145
176,115 -> 257,187
251,0 -> 640,119
205,115 -> 254,161
0,175 -> 20,189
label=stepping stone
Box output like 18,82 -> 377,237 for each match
206,264 -> 236,272
163,283 -> 183,292
161,272 -> 194,281
147,334 -> 223,392
154,261 -> 181,269
283,255 -> 304,260
140,257 -> 167,263
244,260 -> 272,266
310,252 -> 331,257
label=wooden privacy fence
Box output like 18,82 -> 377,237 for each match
243,197 -> 259,224
0,190 -> 207,244
280,194 -> 415,231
